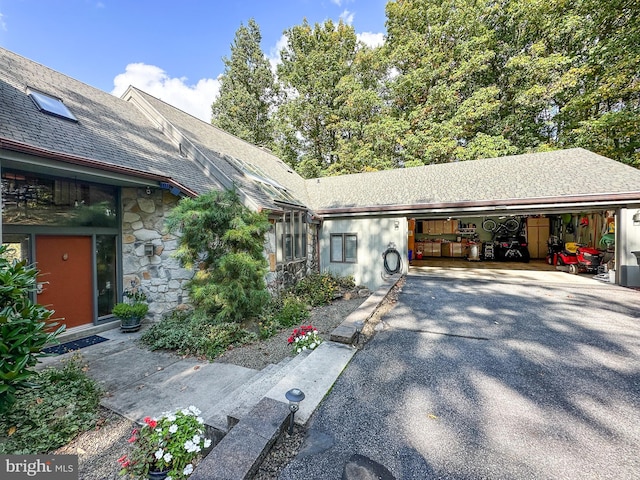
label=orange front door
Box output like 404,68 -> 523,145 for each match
36,236 -> 93,329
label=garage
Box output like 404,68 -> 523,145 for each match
408,210 -> 617,280
311,148 -> 640,292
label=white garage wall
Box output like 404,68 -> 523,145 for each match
319,217 -> 408,291
618,206 -> 640,287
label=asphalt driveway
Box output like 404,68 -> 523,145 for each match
280,269 -> 640,479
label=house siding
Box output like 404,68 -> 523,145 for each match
618,205 -> 640,287
319,217 -> 408,291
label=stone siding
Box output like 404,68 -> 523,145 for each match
121,187 -> 193,321
121,189 -> 319,318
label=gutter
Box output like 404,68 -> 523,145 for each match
314,192 -> 640,218
0,136 -> 198,197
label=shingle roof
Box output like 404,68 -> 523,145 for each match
2,47 -> 639,219
305,149 -> 640,213
125,88 -> 310,211
0,47 -> 222,195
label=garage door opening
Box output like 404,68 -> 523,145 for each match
408,212 -> 616,279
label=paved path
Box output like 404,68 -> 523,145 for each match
280,269 -> 640,479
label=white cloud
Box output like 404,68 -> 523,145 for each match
331,0 -> 343,5
267,34 -> 289,72
357,31 -> 385,48
111,63 -> 220,122
340,9 -> 354,25
0,12 -> 7,31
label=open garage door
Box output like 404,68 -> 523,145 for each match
408,211 -> 616,281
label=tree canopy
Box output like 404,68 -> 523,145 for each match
212,0 -> 639,176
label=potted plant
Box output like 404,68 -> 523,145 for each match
114,286 -> 149,332
118,406 -> 211,479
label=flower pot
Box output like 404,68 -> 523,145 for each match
148,469 -> 169,480
119,316 -> 143,333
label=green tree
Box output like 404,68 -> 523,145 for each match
166,189 -> 271,323
383,0 -> 639,166
384,0 -> 516,165
276,19 -> 361,177
211,19 -> 279,147
561,0 -> 640,166
329,45 -> 397,174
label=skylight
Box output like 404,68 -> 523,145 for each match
27,87 -> 77,122
225,155 -> 305,206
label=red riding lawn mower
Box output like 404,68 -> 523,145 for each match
547,238 -> 603,275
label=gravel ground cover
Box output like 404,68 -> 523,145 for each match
53,294 -> 376,480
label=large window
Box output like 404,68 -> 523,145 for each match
330,233 -> 357,263
275,210 -> 307,263
1,170 -> 117,227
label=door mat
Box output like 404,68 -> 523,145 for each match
42,335 -> 109,355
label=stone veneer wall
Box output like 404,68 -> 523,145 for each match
121,187 -> 193,321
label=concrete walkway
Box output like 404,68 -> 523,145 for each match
39,275 -> 401,479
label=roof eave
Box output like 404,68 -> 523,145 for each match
0,136 -> 198,197
314,192 -> 640,218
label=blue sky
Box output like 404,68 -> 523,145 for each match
0,0 -> 388,121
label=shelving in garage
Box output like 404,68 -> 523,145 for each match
408,211 -> 616,271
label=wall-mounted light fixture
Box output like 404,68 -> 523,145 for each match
633,210 -> 640,225
145,186 -> 152,195
144,243 -> 154,257
394,220 -> 400,230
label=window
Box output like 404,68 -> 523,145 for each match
275,210 -> 307,263
27,87 -> 77,122
2,169 -> 117,227
330,234 -> 357,263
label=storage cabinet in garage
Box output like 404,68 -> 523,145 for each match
442,242 -> 464,257
527,217 -> 550,259
421,219 -> 458,235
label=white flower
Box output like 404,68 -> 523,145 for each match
166,477 -> 172,480
310,343 -> 316,349
183,464 -> 194,475
163,452 -> 173,462
295,337 -> 300,342
167,414 -> 176,422
182,408 -> 190,415
297,348 -> 302,353
192,434 -> 201,444
197,416 -> 204,424
188,405 -> 201,416
203,438 -> 212,448
184,440 -> 195,452
169,424 -> 178,434
154,448 -> 164,460
313,329 -> 318,334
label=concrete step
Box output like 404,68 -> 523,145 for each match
265,341 -> 357,425
204,351 -> 310,432
101,359 -> 259,424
